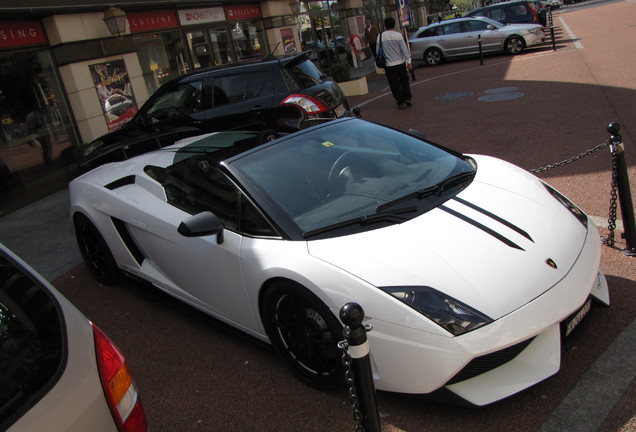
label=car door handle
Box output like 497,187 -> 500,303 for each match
250,106 -> 263,114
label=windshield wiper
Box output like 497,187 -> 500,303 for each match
377,170 -> 476,213
303,206 -> 417,239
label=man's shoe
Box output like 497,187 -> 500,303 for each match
405,100 -> 412,107
398,103 -> 407,109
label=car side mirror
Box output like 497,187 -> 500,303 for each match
177,211 -> 224,244
408,128 -> 427,140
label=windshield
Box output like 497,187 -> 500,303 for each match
232,119 -> 476,236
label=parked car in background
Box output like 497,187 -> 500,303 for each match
70,117 -> 609,406
0,243 -> 147,432
464,1 -> 545,26
305,40 -> 333,60
409,16 -> 545,65
80,51 -> 350,171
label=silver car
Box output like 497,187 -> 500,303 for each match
0,243 -> 148,432
409,16 -> 545,65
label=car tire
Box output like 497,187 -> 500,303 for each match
504,36 -> 525,54
261,280 -> 343,387
424,48 -> 443,66
74,214 -> 120,284
258,129 -> 279,143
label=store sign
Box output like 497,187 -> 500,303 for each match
127,10 -> 178,33
178,7 -> 226,25
0,21 -> 47,49
225,5 -> 262,21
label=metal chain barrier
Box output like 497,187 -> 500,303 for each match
603,146 -> 619,247
529,140 -> 610,173
338,340 -> 365,432
529,139 -> 619,248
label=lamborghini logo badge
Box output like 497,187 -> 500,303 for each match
546,258 -> 557,269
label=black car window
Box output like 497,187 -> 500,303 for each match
0,253 -> 64,429
442,22 -> 462,35
215,73 -> 248,104
418,26 -> 441,37
487,8 -> 506,22
248,70 -> 272,98
145,80 -> 203,122
286,59 -> 324,89
510,4 -> 530,16
464,20 -> 490,31
160,157 -> 275,236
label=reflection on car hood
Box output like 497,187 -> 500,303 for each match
306,155 -> 589,320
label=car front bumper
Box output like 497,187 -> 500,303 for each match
367,222 -> 609,405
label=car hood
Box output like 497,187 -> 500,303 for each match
306,155 -> 589,320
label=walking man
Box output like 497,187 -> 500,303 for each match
376,17 -> 412,109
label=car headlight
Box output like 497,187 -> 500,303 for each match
380,286 -> 492,336
544,183 -> 588,227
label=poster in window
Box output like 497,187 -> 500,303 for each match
89,59 -> 139,131
280,28 -> 296,54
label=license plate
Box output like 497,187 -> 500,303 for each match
564,299 -> 592,337
334,104 -> 346,118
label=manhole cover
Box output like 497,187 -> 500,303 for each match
478,92 -> 525,101
484,87 -> 521,94
436,91 -> 474,101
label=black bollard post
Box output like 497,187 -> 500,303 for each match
339,302 -> 381,432
608,122 -> 636,256
478,35 -> 484,65
550,11 -> 556,51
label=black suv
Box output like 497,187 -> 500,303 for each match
464,1 -> 545,26
80,52 -> 350,171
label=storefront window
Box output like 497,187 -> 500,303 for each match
133,31 -> 189,95
230,21 -> 265,59
0,50 -> 78,215
187,28 -> 233,69
209,28 -> 233,65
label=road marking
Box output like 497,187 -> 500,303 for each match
559,16 -> 584,49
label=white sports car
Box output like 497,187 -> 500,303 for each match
69,118 -> 609,406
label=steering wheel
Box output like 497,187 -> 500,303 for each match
327,151 -> 356,188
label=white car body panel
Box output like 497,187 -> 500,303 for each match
69,129 -> 609,406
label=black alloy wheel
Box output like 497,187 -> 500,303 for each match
74,214 -> 120,284
262,282 -> 343,386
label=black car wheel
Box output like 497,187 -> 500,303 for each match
262,281 -> 343,386
74,214 -> 120,284
424,48 -> 443,66
505,36 -> 525,54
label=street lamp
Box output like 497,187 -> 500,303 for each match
103,7 -> 127,37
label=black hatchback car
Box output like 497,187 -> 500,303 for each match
80,52 -> 350,171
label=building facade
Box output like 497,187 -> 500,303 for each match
0,0 -> 428,215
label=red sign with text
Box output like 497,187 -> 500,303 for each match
127,10 -> 179,33
0,22 -> 47,49
225,5 -> 262,21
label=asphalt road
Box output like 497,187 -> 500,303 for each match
1,1 -> 635,430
